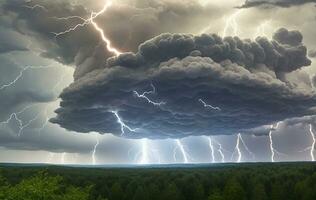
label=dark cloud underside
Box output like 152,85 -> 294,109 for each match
50,29 -> 315,139
238,0 -> 316,8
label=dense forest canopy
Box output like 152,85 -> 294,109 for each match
1,163 -> 316,200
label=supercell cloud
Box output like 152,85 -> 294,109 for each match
50,29 -> 315,139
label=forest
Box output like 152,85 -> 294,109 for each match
0,162 -> 316,200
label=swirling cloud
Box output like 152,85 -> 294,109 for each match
50,29 -> 315,139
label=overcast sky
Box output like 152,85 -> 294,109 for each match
0,0 -> 316,165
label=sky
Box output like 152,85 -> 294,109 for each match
0,0 -> 316,165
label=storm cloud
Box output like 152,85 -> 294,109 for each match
3,0 -> 225,79
50,29 -> 315,139
238,0 -> 316,8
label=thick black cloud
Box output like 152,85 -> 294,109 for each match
238,0 -> 316,8
3,0 -> 222,80
50,29 -> 315,139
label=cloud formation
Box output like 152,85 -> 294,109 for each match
238,0 -> 316,8
3,0 -> 223,79
50,29 -> 315,139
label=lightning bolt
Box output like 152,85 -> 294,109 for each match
309,124 -> 315,161
222,10 -> 241,38
175,139 -> 189,163
238,133 -> 255,159
110,110 -> 136,136
0,104 -> 41,137
23,4 -> 48,12
0,63 -> 55,91
139,138 -> 149,164
268,122 -> 287,162
211,138 -> 231,163
230,133 -> 255,163
52,0 -> 122,56
60,152 -> 66,164
300,124 -> 316,161
254,20 -> 271,38
207,137 -> 215,163
232,134 -> 242,163
199,99 -> 221,111
133,84 -> 166,107
17,112 -> 41,137
92,134 -> 100,165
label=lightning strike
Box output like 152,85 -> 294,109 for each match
133,84 -> 166,106
0,63 -> 55,91
207,137 -> 215,163
212,139 -> 226,163
268,122 -> 287,162
175,139 -> 189,163
52,0 -> 122,56
61,152 -> 66,164
254,20 -> 271,38
23,4 -> 48,12
110,110 -> 136,136
306,124 -> 316,161
222,10 -> 241,37
233,134 -> 242,163
139,138 -> 149,164
199,99 -> 221,111
17,112 -> 41,136
0,104 -> 40,137
92,135 -> 100,165
238,134 -> 255,159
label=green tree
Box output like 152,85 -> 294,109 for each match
110,182 -> 123,200
132,185 -> 148,200
60,186 -> 91,200
4,171 -> 91,200
0,174 -> 10,200
162,183 -> 182,200
7,171 -> 61,200
223,177 -> 246,200
251,183 -> 267,200
147,183 -> 160,200
208,189 -> 224,200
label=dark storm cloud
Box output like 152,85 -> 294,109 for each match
50,29 -> 315,139
3,0 -> 223,79
238,0 -> 316,8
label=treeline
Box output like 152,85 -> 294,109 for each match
1,163 -> 316,200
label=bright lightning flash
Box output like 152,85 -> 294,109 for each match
52,0 -> 122,56
207,137 -> 215,163
139,138 -> 149,165
110,110 -> 136,136
199,99 -> 221,111
133,84 -> 166,106
222,10 -> 241,38
92,134 -> 100,165
268,122 -> 287,162
175,139 -> 189,163
301,124 -> 316,161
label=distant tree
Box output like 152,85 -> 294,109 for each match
147,183 -> 160,200
208,189 -> 224,200
251,183 -> 267,200
110,182 -> 124,200
223,177 -> 246,200
162,183 -> 182,200
270,182 -> 285,200
132,185 -> 148,200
